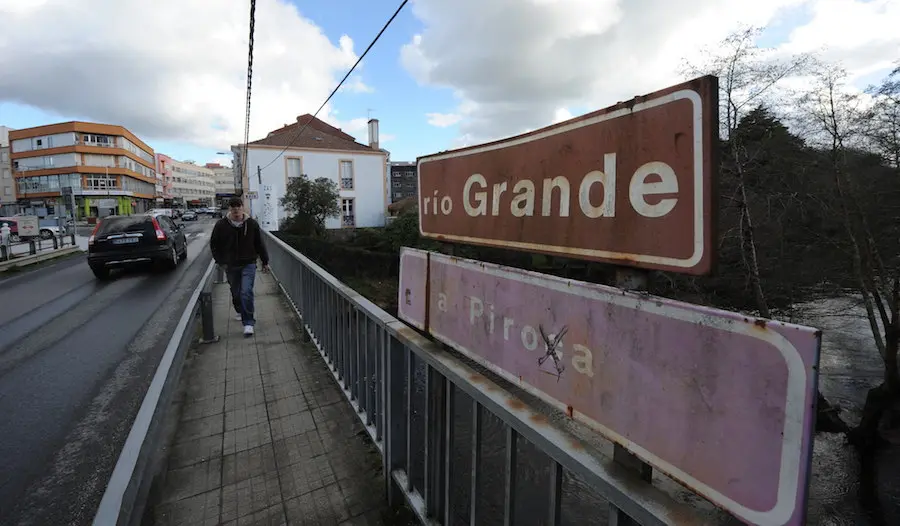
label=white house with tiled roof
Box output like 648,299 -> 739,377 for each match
240,115 -> 389,231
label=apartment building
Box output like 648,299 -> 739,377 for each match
206,162 -> 237,206
0,126 -> 14,215
156,155 -> 215,207
389,161 -> 417,203
155,153 -> 176,204
9,121 -> 157,218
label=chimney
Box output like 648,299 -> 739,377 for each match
367,118 -> 379,150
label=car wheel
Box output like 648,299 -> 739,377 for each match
91,265 -> 111,280
40,229 -> 53,240
178,243 -> 188,261
168,245 -> 179,269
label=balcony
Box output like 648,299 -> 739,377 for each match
14,160 -> 83,172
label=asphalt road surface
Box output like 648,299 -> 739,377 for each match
0,219 -> 215,526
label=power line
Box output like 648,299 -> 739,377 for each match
258,0 -> 409,172
241,0 -> 257,191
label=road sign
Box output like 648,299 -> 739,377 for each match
416,76 -> 719,275
247,191 -> 259,200
398,247 -> 820,526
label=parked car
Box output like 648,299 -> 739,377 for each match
0,217 -> 59,240
181,211 -> 198,221
87,213 -> 188,280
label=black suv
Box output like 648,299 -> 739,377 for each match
87,214 -> 188,280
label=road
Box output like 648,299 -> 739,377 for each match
0,219 -> 214,526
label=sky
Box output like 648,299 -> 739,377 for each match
0,0 -> 897,167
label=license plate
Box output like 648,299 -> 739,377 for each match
112,238 -> 139,245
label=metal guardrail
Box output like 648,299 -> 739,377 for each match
263,231 -> 710,526
92,260 -> 217,526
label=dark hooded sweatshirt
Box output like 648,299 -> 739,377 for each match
210,214 -> 269,268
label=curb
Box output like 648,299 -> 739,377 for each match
92,260 -> 216,526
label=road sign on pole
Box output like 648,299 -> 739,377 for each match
398,247 -> 820,526
416,76 -> 719,275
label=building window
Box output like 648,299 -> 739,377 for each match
341,198 -> 355,227
285,157 -> 302,184
85,174 -> 119,190
339,160 -> 354,190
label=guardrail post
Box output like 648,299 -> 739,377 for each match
70,234 -> 76,246
29,240 -> 37,255
52,236 -> 59,250
0,244 -> 7,261
609,268 -> 654,526
198,291 -> 220,344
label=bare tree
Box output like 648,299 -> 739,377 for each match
867,63 -> 900,169
801,63 -> 900,448
682,27 -> 813,318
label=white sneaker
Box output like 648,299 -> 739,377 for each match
243,325 -> 254,336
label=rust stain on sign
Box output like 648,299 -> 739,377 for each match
416,76 -> 719,275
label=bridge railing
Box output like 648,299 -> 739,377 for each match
264,231 -> 710,526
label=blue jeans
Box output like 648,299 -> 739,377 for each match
227,263 -> 256,326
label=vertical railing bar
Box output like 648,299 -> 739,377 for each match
325,288 -> 332,361
503,427 -> 517,526
329,289 -> 337,363
424,365 -> 433,515
342,296 -> 349,385
469,401 -> 481,526
330,290 -> 337,363
366,319 -> 375,426
336,295 -> 344,381
313,277 -> 320,342
334,291 -> 341,380
376,324 -> 386,440
548,461 -> 563,526
443,381 -> 455,526
361,317 -> 370,415
405,347 -> 414,493
351,308 -> 359,401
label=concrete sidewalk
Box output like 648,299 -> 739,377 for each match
149,273 -> 395,526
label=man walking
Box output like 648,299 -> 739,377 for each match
210,197 -> 269,336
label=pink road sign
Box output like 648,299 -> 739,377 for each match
397,248 -> 820,526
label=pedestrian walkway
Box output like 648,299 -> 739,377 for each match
150,272 -> 395,526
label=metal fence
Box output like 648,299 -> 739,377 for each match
264,231 -> 714,526
0,234 -> 79,262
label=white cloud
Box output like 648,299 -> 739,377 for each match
401,0 -> 899,146
339,75 -> 375,94
426,112 -> 462,127
780,0 -> 899,81
0,0 -> 372,149
552,108 -> 573,124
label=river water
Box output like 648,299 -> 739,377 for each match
403,295 -> 898,525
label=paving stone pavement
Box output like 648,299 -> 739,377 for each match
150,272 -> 392,526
